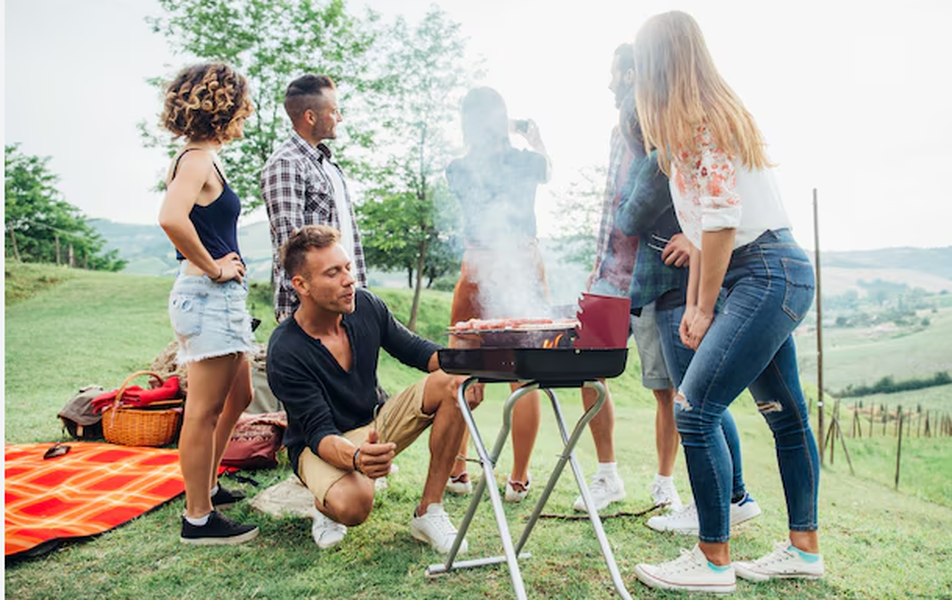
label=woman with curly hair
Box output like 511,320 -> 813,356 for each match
629,12 -> 822,593
158,62 -> 258,545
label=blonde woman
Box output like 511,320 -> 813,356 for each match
158,62 -> 258,545
630,12 -> 822,593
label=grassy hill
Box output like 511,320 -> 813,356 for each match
5,263 -> 952,599
795,304 -> 952,391
93,218 -> 952,299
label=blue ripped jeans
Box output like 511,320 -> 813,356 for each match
675,229 -> 819,543
655,301 -> 748,503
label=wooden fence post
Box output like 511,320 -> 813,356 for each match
895,406 -> 904,490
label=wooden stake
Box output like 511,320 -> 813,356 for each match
833,415 -> 855,476
895,408 -> 904,490
813,189 -> 825,464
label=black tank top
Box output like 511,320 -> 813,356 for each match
170,148 -> 242,261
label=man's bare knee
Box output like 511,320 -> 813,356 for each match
322,476 -> 374,526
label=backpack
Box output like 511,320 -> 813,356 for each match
58,385 -> 106,440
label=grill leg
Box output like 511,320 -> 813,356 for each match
427,378 -> 537,600
544,381 -> 633,600
427,379 -> 632,600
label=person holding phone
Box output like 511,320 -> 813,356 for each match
158,62 -> 258,545
444,86 -> 550,503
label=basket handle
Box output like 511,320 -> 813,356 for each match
108,370 -> 166,426
115,370 -> 165,404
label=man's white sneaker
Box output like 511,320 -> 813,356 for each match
647,494 -> 762,535
734,541 -> 824,582
504,477 -> 530,503
635,544 -> 736,593
445,473 -> 473,495
650,477 -> 683,511
646,501 -> 699,535
573,472 -> 626,512
730,492 -> 762,526
309,508 -> 347,549
410,503 -> 468,554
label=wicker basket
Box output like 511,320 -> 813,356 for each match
102,370 -> 184,447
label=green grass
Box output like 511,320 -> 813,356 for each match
5,264 -> 952,599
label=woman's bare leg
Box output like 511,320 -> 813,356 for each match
179,354 -> 243,518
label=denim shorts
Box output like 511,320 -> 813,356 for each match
168,264 -> 254,363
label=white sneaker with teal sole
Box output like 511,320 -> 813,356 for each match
734,541 -> 824,581
635,544 -> 736,593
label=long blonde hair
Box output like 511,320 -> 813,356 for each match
632,11 -> 770,175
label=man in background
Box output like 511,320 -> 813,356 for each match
580,43 -> 683,513
262,74 -> 366,324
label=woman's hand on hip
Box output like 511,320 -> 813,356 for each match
214,252 -> 245,284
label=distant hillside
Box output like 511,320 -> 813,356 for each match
90,219 -> 590,303
92,219 -> 950,300
92,218 -> 274,282
821,247 -> 952,280
815,247 -> 952,297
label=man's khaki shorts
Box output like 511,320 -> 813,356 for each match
297,375 -> 435,504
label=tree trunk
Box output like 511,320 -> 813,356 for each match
9,229 -> 21,261
408,237 -> 428,332
55,234 -> 61,265
68,243 -> 75,268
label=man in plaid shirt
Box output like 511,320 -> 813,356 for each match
262,74 -> 367,323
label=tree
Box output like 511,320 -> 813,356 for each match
358,179 -> 462,301
353,6 -> 480,329
550,165 -> 605,270
143,0 -> 383,212
4,145 -> 127,271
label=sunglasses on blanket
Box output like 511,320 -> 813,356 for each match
43,442 -> 71,460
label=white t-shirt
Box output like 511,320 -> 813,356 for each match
325,164 -> 356,263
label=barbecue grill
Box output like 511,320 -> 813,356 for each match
426,293 -> 635,600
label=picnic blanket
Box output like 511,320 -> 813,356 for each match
5,442 -> 185,557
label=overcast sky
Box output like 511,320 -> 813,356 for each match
5,0 -> 952,252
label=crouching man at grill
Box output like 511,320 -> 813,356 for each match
267,224 -> 482,551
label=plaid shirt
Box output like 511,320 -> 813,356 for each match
261,131 -> 367,320
615,151 -> 688,309
592,125 -> 639,292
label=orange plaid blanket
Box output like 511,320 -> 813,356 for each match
5,442 -> 184,557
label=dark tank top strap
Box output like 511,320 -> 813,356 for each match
210,161 -> 227,185
170,148 -> 204,181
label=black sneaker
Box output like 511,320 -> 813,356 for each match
180,511 -> 259,546
211,485 -> 246,508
